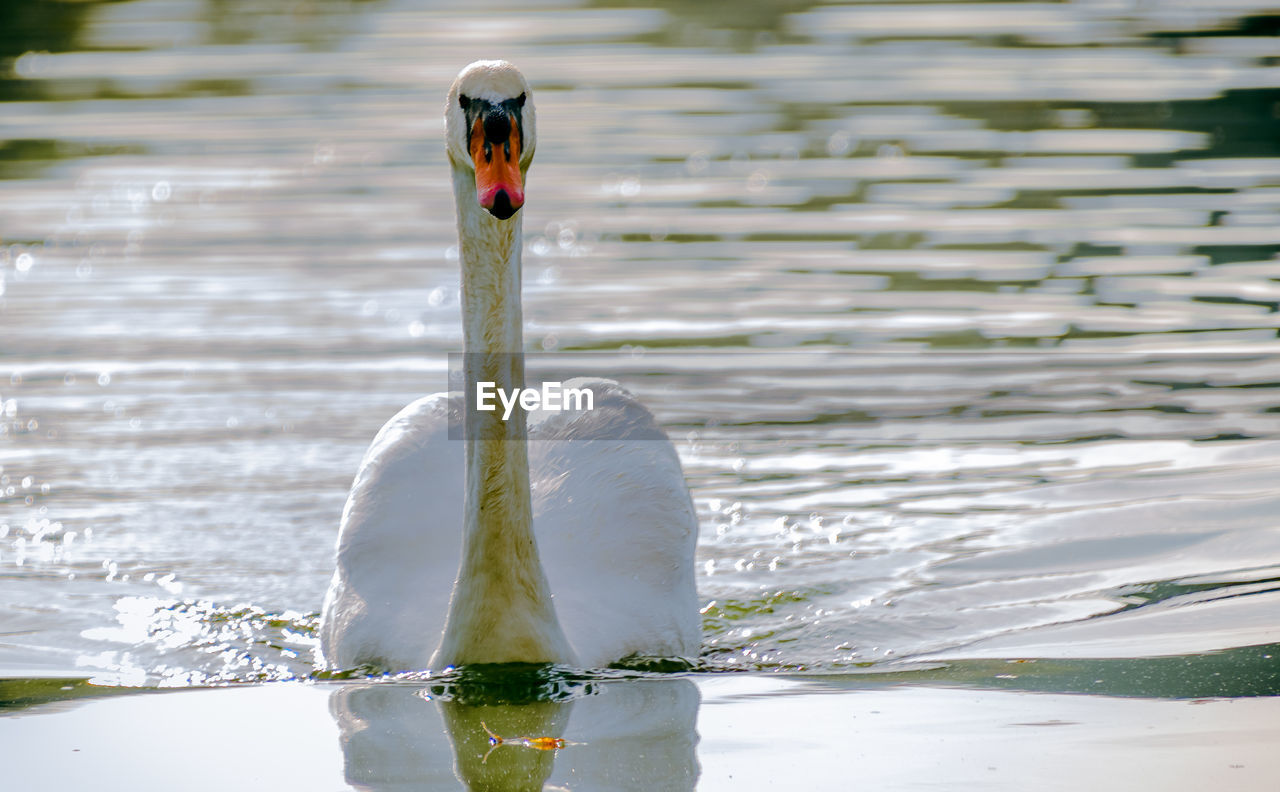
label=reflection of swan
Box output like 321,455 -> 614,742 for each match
319,61 -> 699,671
330,678 -> 700,791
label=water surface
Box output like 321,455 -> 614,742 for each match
2,0 -> 1280,785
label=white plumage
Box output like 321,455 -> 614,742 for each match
318,61 -> 699,671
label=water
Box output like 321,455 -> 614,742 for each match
3,0 -> 1280,785
7,672 -> 1278,790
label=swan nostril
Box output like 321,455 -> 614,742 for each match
488,190 -> 518,220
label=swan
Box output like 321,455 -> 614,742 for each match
318,60 -> 700,671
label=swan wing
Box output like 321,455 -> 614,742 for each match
320,392 -> 465,670
529,378 -> 700,667
321,380 -> 701,671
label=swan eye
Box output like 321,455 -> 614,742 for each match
515,92 -> 526,108
458,94 -> 471,112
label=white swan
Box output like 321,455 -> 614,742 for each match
318,61 -> 700,671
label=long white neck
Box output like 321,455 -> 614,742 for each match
433,158 -> 574,668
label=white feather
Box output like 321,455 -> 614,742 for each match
318,61 -> 699,671
319,380 -> 699,670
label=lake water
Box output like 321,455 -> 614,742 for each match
3,0 -> 1280,788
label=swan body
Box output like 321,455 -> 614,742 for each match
318,61 -> 699,671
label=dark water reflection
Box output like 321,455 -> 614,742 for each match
1,0 -> 1279,688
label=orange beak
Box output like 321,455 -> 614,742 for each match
470,115 -> 524,220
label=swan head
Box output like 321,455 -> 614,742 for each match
446,61 -> 536,221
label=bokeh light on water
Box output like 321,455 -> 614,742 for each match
1,0 -> 1279,684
